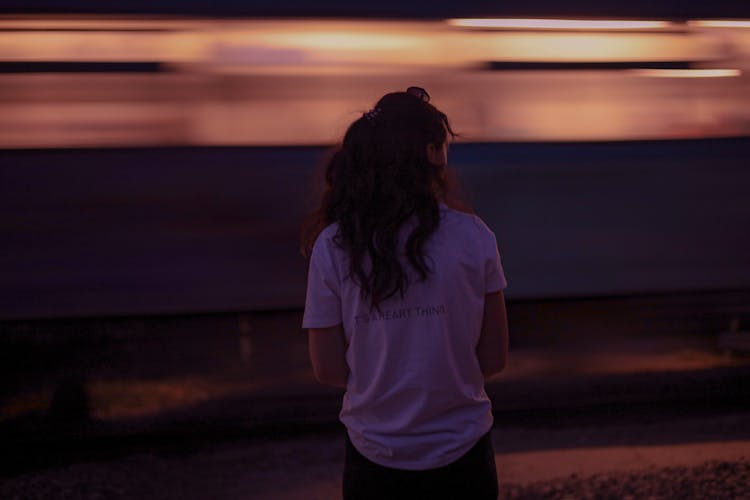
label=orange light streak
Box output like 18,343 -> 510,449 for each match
688,20 -> 750,29
447,19 -> 673,30
630,69 -> 741,78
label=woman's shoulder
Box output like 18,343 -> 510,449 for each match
319,222 -> 340,239
439,203 -> 495,238
311,222 -> 341,254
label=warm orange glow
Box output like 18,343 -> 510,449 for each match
0,32 -> 180,61
0,16 -> 748,147
472,33 -> 722,62
447,18 -> 674,30
688,20 -> 750,29
0,17 -> 204,30
258,30 -> 420,51
630,69 -> 742,78
0,20 -> 725,66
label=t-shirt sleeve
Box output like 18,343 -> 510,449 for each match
481,223 -> 508,294
302,237 -> 343,328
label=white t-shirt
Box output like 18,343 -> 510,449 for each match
302,203 -> 507,470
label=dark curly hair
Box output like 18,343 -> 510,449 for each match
301,88 -> 468,310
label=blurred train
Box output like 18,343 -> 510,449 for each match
1,14 -> 750,320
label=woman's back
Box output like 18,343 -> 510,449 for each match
304,203 -> 506,469
302,87 -> 507,499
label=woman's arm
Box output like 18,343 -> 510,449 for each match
308,324 -> 349,388
477,290 -> 509,380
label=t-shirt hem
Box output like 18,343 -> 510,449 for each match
346,420 -> 494,471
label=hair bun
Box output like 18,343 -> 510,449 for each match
406,86 -> 430,102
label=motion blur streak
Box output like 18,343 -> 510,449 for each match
0,16 -> 749,147
446,19 -> 673,30
688,20 -> 750,28
631,69 -> 742,78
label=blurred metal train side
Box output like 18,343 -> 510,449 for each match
1,138 -> 749,321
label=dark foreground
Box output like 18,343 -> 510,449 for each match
3,290 -> 749,498
2,404 -> 749,500
5,459 -> 749,500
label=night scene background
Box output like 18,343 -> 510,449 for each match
1,1 -> 749,498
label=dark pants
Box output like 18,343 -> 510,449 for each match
343,431 -> 499,500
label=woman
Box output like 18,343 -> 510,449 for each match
301,87 -> 508,499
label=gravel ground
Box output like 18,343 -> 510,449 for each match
503,459 -> 750,500
3,409 -> 749,499
2,455 -> 748,500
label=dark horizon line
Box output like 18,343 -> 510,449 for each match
3,0 -> 750,19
